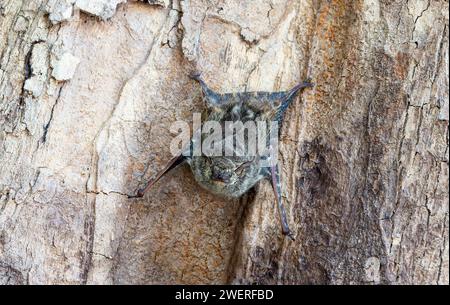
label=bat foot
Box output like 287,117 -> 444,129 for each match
189,71 -> 202,81
283,230 -> 296,241
301,78 -> 314,88
128,189 -> 144,199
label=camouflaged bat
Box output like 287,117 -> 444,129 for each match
130,73 -> 313,240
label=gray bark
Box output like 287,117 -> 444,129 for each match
0,0 -> 448,284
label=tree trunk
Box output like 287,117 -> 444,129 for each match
0,0 -> 448,285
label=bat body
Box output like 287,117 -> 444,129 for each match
130,73 -> 313,240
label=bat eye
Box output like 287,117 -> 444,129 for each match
231,105 -> 241,120
244,109 -> 255,120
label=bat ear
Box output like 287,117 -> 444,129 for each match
190,72 -> 222,107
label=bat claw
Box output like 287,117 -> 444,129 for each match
189,71 -> 202,81
128,188 -> 144,199
301,79 -> 314,88
283,230 -> 296,241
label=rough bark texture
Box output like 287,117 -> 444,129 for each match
0,0 -> 448,285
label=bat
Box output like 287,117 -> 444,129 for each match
130,72 -> 313,240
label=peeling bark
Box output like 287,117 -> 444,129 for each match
0,0 -> 448,284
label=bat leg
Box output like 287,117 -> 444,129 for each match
128,154 -> 186,199
269,165 -> 295,241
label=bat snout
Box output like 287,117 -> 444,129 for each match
211,168 -> 232,183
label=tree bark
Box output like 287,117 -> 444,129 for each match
0,0 -> 448,284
